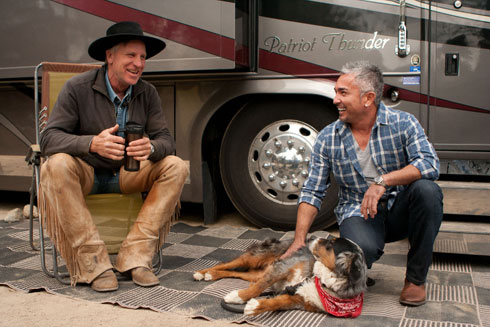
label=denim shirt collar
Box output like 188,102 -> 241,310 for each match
375,102 -> 389,126
104,72 -> 132,105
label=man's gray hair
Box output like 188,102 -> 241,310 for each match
104,44 -> 118,64
340,61 -> 384,107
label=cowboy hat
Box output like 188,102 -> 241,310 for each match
88,21 -> 166,61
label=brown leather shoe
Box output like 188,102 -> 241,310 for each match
91,270 -> 118,292
131,267 -> 160,287
399,279 -> 426,306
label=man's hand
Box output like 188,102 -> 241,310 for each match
90,124 -> 125,160
360,184 -> 386,219
126,137 -> 152,161
280,202 -> 318,260
280,240 -> 305,260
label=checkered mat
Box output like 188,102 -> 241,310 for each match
1,219 -> 490,327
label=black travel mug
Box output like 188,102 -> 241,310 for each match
124,121 -> 144,171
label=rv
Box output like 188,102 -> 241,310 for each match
1,0 -> 489,230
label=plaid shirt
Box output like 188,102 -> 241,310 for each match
299,102 -> 440,225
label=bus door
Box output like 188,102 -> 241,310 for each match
427,1 -> 490,160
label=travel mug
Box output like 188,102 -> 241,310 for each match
124,121 -> 144,171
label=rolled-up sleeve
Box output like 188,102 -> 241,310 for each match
299,135 -> 331,210
404,115 -> 440,180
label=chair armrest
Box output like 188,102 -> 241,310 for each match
25,144 -> 41,166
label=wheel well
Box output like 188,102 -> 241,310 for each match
201,93 -> 336,215
201,94 -> 252,212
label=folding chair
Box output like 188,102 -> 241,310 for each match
27,62 -> 163,285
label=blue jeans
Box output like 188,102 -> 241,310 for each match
339,179 -> 443,285
89,169 -> 121,194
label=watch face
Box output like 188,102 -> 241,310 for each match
374,176 -> 384,186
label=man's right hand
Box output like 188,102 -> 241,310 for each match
280,240 -> 305,260
280,202 -> 318,260
89,124 -> 125,160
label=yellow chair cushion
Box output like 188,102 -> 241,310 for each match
48,72 -> 80,112
86,193 -> 143,254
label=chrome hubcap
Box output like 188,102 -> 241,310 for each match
248,120 -> 318,205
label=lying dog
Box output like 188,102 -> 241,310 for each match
193,235 -> 367,317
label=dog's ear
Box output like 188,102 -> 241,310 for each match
307,235 -> 318,242
349,257 -> 362,281
347,253 -> 365,283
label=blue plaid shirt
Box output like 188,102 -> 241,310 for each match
299,102 -> 440,225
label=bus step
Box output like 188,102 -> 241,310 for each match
437,181 -> 490,216
434,218 -> 490,256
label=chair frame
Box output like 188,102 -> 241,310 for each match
28,62 -> 163,285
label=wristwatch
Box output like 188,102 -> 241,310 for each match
374,175 -> 388,188
150,143 -> 155,155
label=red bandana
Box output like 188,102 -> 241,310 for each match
314,276 -> 363,318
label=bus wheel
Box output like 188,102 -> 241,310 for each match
219,96 -> 338,231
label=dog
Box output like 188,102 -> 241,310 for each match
193,235 -> 367,317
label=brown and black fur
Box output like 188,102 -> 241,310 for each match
193,236 -> 367,315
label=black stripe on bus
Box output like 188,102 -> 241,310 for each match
260,0 -> 490,50
433,0 -> 490,11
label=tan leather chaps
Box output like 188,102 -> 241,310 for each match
39,153 -> 189,285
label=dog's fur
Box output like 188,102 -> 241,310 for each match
193,236 -> 367,315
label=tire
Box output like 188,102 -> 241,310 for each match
220,96 -> 338,231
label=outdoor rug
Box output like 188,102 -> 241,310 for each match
1,219 -> 489,327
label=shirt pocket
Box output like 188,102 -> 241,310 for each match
373,131 -> 406,172
373,149 -> 405,172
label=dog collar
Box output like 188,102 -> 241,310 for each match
314,277 -> 363,318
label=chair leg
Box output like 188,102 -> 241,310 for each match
38,213 -> 54,278
35,162 -> 57,279
52,246 -> 71,285
38,210 -> 70,284
29,166 -> 39,251
152,247 -> 163,275
35,163 -> 63,282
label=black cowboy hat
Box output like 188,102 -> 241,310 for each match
88,21 -> 166,61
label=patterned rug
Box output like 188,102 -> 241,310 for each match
1,219 -> 489,327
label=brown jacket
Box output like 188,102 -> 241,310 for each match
40,65 -> 175,171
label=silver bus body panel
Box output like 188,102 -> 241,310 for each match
0,0 -> 235,78
0,0 -> 488,204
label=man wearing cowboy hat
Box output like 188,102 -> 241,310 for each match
39,21 -> 189,291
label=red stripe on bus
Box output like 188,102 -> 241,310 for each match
400,92 -> 488,114
259,50 -> 338,76
259,50 -> 488,114
53,0 -> 235,61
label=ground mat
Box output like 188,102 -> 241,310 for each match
1,219 -> 489,327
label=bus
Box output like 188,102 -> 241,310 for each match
1,0 -> 489,230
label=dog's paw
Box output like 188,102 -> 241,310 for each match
204,272 -> 214,281
224,290 -> 245,304
193,272 -> 204,281
244,298 -> 260,315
